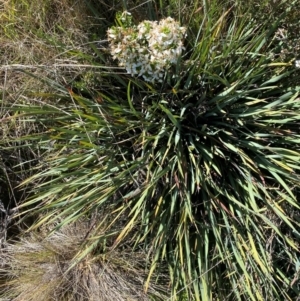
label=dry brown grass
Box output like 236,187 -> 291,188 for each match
0,217 -> 169,301
0,0 -> 93,97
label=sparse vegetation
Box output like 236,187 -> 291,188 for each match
0,0 -> 300,300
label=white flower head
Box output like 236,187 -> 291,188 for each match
107,14 -> 187,82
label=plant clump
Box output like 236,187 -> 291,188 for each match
107,12 -> 186,82
0,218 -> 168,301
2,1 -> 300,301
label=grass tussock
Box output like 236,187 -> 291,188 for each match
0,217 -> 169,301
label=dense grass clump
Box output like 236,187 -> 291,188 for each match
1,0 -> 300,300
0,217 -> 168,301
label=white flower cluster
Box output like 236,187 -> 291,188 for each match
107,13 -> 186,83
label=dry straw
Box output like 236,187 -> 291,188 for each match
0,218 -> 168,301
